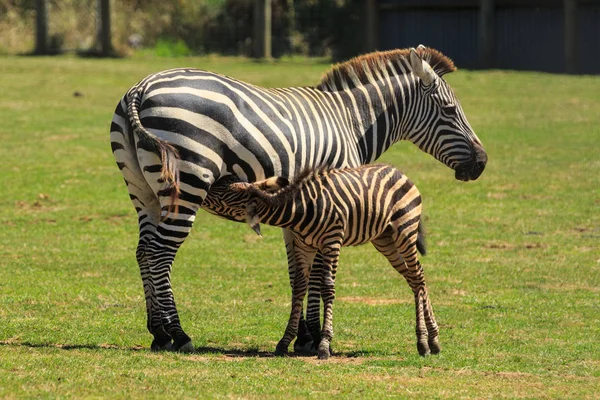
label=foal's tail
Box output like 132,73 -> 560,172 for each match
416,222 -> 427,256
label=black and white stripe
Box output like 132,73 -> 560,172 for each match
228,164 -> 438,359
110,46 -> 485,352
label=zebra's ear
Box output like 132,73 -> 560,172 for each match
409,47 -> 437,87
254,176 -> 289,194
245,201 -> 262,237
229,182 -> 251,192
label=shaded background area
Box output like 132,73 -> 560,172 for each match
1,1 -> 599,71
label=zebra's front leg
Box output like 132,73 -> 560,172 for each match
275,243 -> 317,356
317,244 -> 341,360
283,230 -> 315,353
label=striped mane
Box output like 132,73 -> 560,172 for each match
317,47 -> 456,92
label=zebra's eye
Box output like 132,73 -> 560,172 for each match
442,104 -> 457,115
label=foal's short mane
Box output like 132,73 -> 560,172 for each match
247,166 -> 338,208
317,47 -> 456,92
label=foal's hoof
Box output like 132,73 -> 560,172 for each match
428,336 -> 441,354
417,340 -> 431,357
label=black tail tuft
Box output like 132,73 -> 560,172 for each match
416,222 -> 427,256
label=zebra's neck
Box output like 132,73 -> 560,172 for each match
343,72 -> 415,164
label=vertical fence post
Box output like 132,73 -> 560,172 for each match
365,0 -> 379,53
253,0 -> 271,59
478,0 -> 495,68
97,0 -> 113,56
35,0 -> 48,55
564,0 -> 578,74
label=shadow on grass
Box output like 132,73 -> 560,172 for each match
0,340 -> 145,352
0,340 -> 380,358
194,346 -> 381,359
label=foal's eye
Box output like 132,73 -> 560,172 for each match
442,104 -> 457,115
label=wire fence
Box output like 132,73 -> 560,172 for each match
0,0 -> 366,59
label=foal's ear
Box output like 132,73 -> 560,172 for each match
409,47 -> 437,87
229,182 -> 251,192
254,176 -> 289,193
245,200 -> 262,237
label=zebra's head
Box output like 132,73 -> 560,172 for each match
406,47 -> 487,182
229,176 -> 290,237
202,175 -> 249,222
203,175 -> 289,223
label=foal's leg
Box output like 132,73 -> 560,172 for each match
371,233 -> 440,356
283,230 -> 315,353
276,240 -> 317,356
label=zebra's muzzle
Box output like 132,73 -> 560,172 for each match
455,143 -> 487,181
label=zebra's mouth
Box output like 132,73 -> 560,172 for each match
455,162 -> 485,181
455,144 -> 487,181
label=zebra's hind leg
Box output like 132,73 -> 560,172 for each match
143,204 -> 201,354
371,233 -> 440,356
135,153 -> 210,353
132,193 -> 174,351
111,121 -> 173,351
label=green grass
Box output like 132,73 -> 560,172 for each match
1,54 -> 599,398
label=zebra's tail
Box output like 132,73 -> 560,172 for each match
127,88 -> 181,216
416,221 -> 427,256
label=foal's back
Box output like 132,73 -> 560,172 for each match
303,164 -> 420,247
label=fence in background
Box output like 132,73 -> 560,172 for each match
1,0 -> 369,60
376,0 -> 600,74
1,0 -> 599,73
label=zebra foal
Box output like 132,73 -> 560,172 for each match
225,164 -> 438,359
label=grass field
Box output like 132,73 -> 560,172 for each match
0,54 -> 599,398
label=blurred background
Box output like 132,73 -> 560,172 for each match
1,0 -> 599,71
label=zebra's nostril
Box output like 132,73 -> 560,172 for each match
473,143 -> 488,165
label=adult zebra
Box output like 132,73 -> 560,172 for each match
110,46 -> 487,353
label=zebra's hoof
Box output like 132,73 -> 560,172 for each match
275,340 -> 289,356
150,338 -> 173,352
417,340 -> 431,357
274,348 -> 288,357
317,341 -> 331,360
428,336 -> 441,355
317,348 -> 330,360
293,339 -> 315,355
175,341 -> 195,353
313,342 -> 333,357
